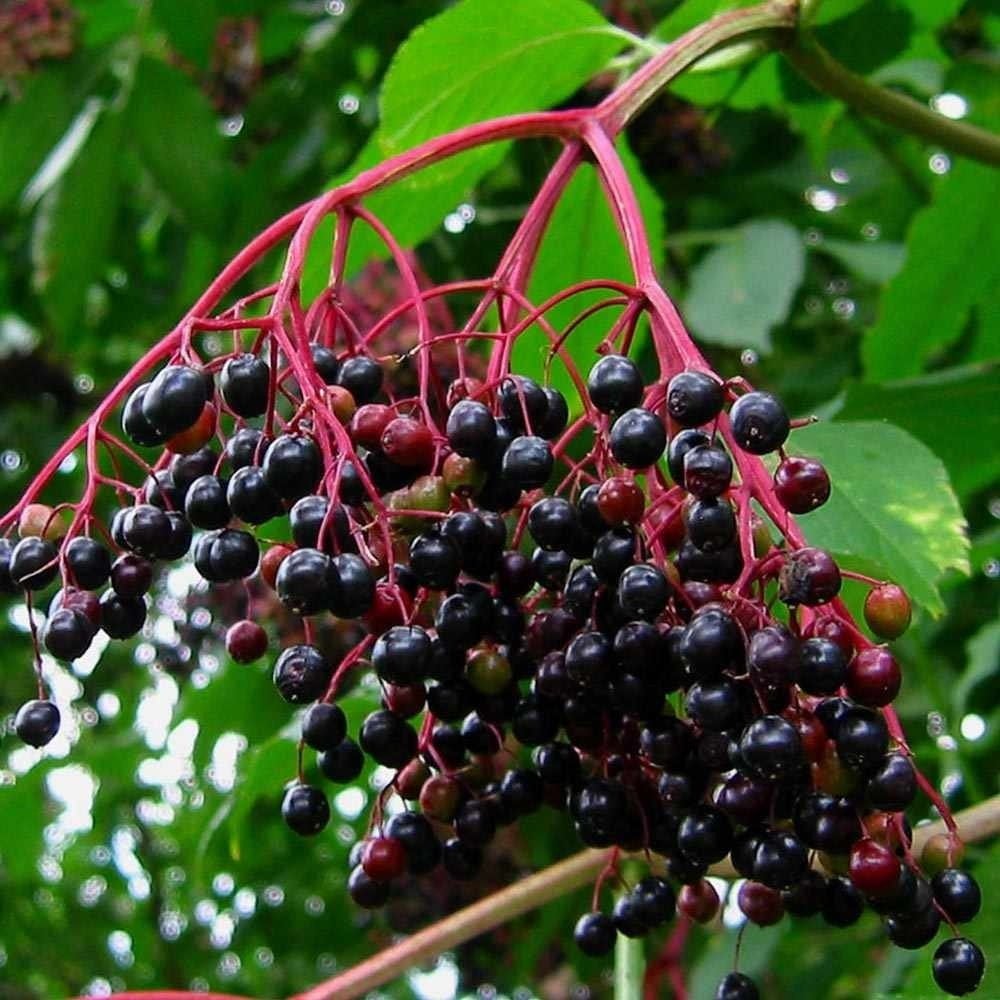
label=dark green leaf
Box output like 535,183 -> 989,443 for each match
790,421 -> 969,616
836,365 -> 1000,496
684,219 -> 805,353
815,237 -> 906,284
151,0 -> 219,68
863,161 -> 1000,380
31,107 -> 122,339
128,58 -> 233,235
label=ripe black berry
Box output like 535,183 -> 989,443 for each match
64,536 -> 112,590
932,870 -> 981,924
729,390 -> 790,455
310,344 -> 340,384
441,837 -> 482,880
276,548 -> 333,615
686,498 -> 736,552
739,715 -> 802,781
273,644 -> 331,703
347,865 -> 389,908
835,706 -> 888,769
617,563 -> 669,620
99,590 -> 147,638
528,497 -> 578,551
682,445 -> 733,498
866,753 -> 917,811
220,353 -> 269,417
501,435 -> 553,490
715,972 -> 760,1000
678,805 -> 733,864
409,531 -> 461,590
302,702 -> 347,751
385,811 -> 440,874
537,386 -> 569,439
610,408 -> 666,469
667,370 -> 724,427
262,434 -> 322,501
329,553 -> 374,617
335,355 -> 383,404
10,537 -> 58,590
574,912 -> 616,956
932,938 -> 985,996
318,738 -> 364,782
142,365 -> 210,436
281,783 -> 330,836
15,698 -> 60,747
446,399 -> 496,458
587,354 -> 644,414
359,709 -> 417,768
227,466 -> 283,524
185,475 -> 231,529
122,385 -> 165,446
225,427 -> 270,469
797,637 -> 847,695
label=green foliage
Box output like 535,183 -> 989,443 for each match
0,0 -> 998,997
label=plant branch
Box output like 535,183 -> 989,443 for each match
784,33 -> 1000,167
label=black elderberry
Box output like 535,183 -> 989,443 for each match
714,972 -> 759,1000
667,370 -> 724,427
142,364 -> 210,437
10,537 -> 58,590
886,904 -> 941,948
528,497 -> 578,551
122,385 -> 166,446
281,783 -> 330,836
866,753 -> 917,812
318,738 -> 364,782
446,399 -> 496,458
739,715 -> 803,781
573,778 -> 627,847
618,563 -> 669,620
329,553 -> 375,617
612,893 -> 649,938
347,865 -> 389,908
406,531 -> 458,590
121,504 -> 171,558
359,710 -> 417,768
587,354 -> 644,414
932,870 -> 981,924
372,625 -> 431,685
110,553 -> 153,598
537,386 -> 569,439
753,830 -> 809,890
310,344 -> 340,384
441,838 -> 482,880
301,702 -> 347,751
932,938 -> 985,996
680,607 -> 745,679
499,375 -> 548,431
440,511 -> 487,568
729,390 -> 790,455
667,428 -> 710,484
427,680 -> 474,722
220,353 -> 269,418
501,435 -> 553,490
161,511 -> 192,560
592,526 -> 638,583
453,799 -> 497,846
185,475 -> 231,529
335,355 -> 383,404
202,528 -> 259,581
227,466 -> 283,524
531,547 -> 572,591
276,548 -> 333,616
678,805 -> 733,864
64,536 -> 112,590
574,912 -> 616,956
15,699 -> 61,747
747,624 -> 798,687
511,692 -> 559,745
610,408 -> 666,469
225,427 -> 270,469
262,434 -> 322,501
385,811 -> 440,875
792,792 -> 861,853
675,539 -> 743,584
835,706 -> 888,769
632,876 -> 675,928
684,679 -> 744,732
797,637 -> 847,695
99,590 -> 147,639
682,444 -> 733,498
577,483 -> 609,535
273,644 -> 331,703
821,876 -> 865,927
170,447 -> 217,496
782,870 -> 828,917
686,497 -> 737,553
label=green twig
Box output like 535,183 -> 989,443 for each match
615,931 -> 646,1000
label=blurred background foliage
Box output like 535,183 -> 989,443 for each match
0,0 -> 997,997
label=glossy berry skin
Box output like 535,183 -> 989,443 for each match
739,715 -> 802,781
335,355 -> 383,404
666,370 -> 724,428
43,608 -> 94,660
847,646 -> 901,707
835,706 -> 888,769
798,637 -> 848,696
848,838 -> 901,897
932,938 -> 985,996
822,876 -> 865,927
678,805 -> 733,864
680,608 -> 745,679
686,498 -> 736,553
185,475 -> 231,529
678,880 -> 719,923
715,972 -> 760,1000
300,702 -> 347,752
528,497 -> 578,551
276,548 -> 333,616
501,435 -> 553,490
866,753 -> 917,812
596,477 -> 644,525
632,877 -> 675,928
122,385 -> 165,446
774,455 -> 831,513
682,445 -> 733,499
779,547 -> 841,607
574,912 -> 616,956
309,344 -> 339,384
226,427 -> 270,469
360,710 -> 417,768
281,783 -> 330,836
220,354 -> 269,417
587,354 -> 644,414
729,390 -> 790,455
361,837 -> 407,881
381,416 -> 435,469
932,870 -> 981,924
386,812 -> 440,875
617,563 -> 670,621
864,583 -> 912,639
318,738 -> 364,782
262,434 -> 322,500
99,591 -> 147,639
347,865 -> 389,908
15,699 -> 60,747
738,881 -> 784,926
373,626 -> 432,685
446,399 -> 496,458
610,408 -> 666,469
329,553 -> 375,618
110,554 -> 153,598
10,537 -> 58,590
227,466 -> 283,524
142,365 -> 210,437
225,620 -> 268,663
273,645 -> 331,703
537,386 -> 569,439
499,375 -> 548,431
64,537 -> 112,590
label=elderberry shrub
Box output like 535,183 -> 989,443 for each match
1,320 -> 976,998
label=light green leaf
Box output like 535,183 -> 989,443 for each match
518,142 -> 664,407
129,58 -> 233,235
379,0 -> 623,156
816,237 -> 906,284
836,366 -> 1000,496
0,765 -> 47,884
684,219 -> 805,353
863,161 -> 1000,380
790,421 -> 969,616
0,69 -> 79,211
227,733 -> 297,862
31,108 -> 123,339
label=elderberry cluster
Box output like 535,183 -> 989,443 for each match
0,337 -> 984,998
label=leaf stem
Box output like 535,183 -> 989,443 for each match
784,34 -> 1000,167
615,930 -> 645,1000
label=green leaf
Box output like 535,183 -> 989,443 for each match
836,366 -> 1000,496
151,0 -> 219,68
0,765 -> 48,884
31,107 -> 123,339
0,69 -> 79,211
953,618 -> 1000,715
128,58 -> 232,235
378,0 -> 622,155
815,237 -> 906,284
226,733 -> 297,862
684,219 -> 805,353
518,143 -> 664,406
177,660 -> 291,771
863,161 -> 1000,380
789,421 -> 969,616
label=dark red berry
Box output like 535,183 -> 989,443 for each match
361,836 -> 407,881
225,620 -> 268,663
774,455 -> 831,513
847,646 -> 901,707
864,583 -> 912,639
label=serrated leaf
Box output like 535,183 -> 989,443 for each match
816,237 -> 906,284
518,142 -> 664,406
789,421 -> 969,616
0,69 -> 79,211
31,107 -> 122,339
378,0 -> 622,155
863,161 -> 1000,380
837,366 -> 1000,496
684,219 -> 805,353
128,58 -> 232,235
